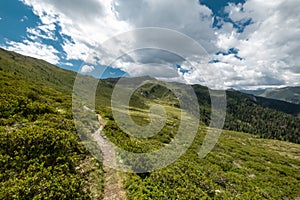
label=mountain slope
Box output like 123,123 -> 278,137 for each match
0,49 -> 300,199
259,86 -> 300,105
1,48 -> 300,144
122,127 -> 300,199
0,48 -> 76,91
0,58 -> 104,199
110,80 -> 300,143
224,90 -> 300,143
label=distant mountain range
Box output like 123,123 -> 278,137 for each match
241,87 -> 300,105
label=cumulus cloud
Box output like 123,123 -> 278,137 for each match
113,0 -> 215,53
21,0 -> 131,49
214,0 -> 300,88
3,0 -> 218,86
3,40 -> 59,64
80,65 -> 95,73
26,23 -> 57,40
2,0 -> 300,89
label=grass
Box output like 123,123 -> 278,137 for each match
121,127 -> 300,199
1,48 -> 300,199
96,92 -> 300,199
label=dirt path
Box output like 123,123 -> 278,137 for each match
91,114 -> 126,200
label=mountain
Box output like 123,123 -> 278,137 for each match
0,48 -> 300,199
259,86 -> 300,105
239,88 -> 267,96
1,48 -> 300,143
0,50 -> 104,199
100,78 -> 300,143
241,86 -> 300,105
0,48 -> 76,91
249,94 -> 300,116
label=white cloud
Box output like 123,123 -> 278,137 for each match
26,24 -> 57,40
2,0 -> 299,89
113,0 -> 216,53
21,0 -> 216,58
62,40 -> 90,61
80,65 -> 95,73
60,62 -> 74,67
2,40 -> 60,64
212,0 -> 300,89
20,0 -> 132,56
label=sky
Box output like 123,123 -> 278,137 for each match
0,0 -> 299,89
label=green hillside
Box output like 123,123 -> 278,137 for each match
0,48 -> 300,199
0,70 -> 104,199
1,48 -> 299,143
0,48 -> 76,91
99,79 -> 300,143
96,93 -> 300,199
123,128 -> 300,199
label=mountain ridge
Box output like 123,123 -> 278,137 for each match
1,48 -> 300,143
241,86 -> 300,105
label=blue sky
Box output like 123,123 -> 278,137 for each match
0,0 -> 299,89
0,1 -> 36,42
0,0 -> 126,78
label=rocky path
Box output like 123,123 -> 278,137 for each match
91,114 -> 126,200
